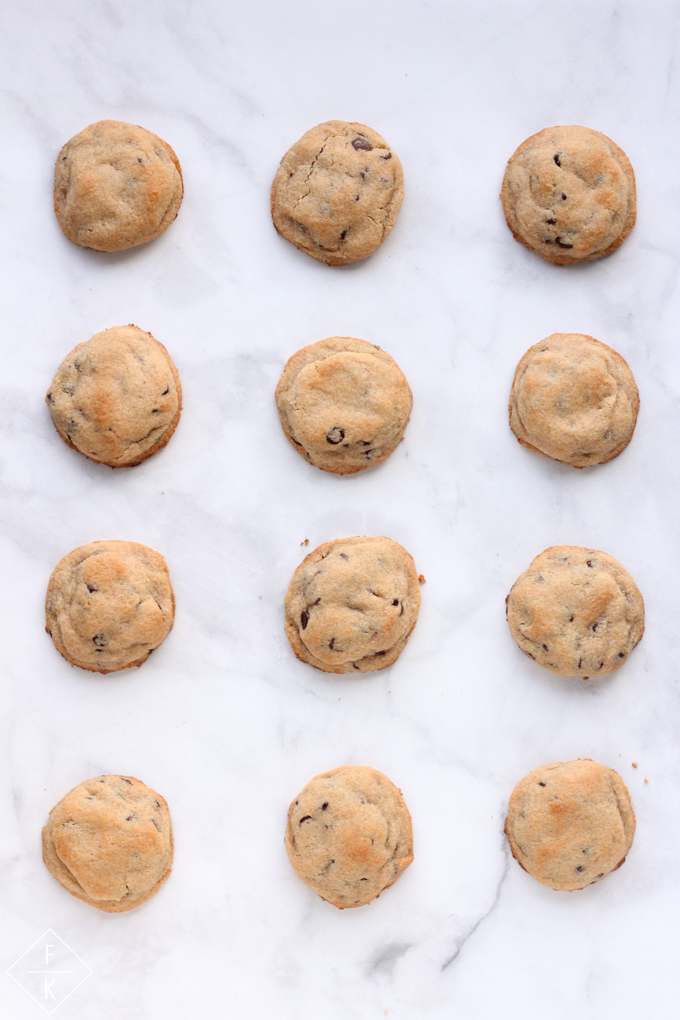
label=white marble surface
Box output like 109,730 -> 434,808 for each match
1,1 -> 680,1016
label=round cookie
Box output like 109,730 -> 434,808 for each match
46,540 -> 175,674
46,325 -> 182,468
271,120 -> 404,265
42,775 -> 173,912
501,125 -> 636,265
505,759 -> 635,891
275,337 -> 412,474
285,765 -> 413,908
509,333 -> 639,468
284,536 -> 422,674
506,546 -> 644,678
54,120 -> 183,252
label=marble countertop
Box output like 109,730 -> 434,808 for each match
2,1 -> 680,1017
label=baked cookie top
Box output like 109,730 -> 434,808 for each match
270,120 -> 404,265
47,325 -> 182,468
285,765 -> 413,908
509,333 -> 639,468
505,759 -> 635,891
284,536 -> 422,674
54,120 -> 183,252
501,125 -> 636,265
46,540 -> 175,674
506,546 -> 644,678
275,337 -> 412,474
43,775 -> 173,912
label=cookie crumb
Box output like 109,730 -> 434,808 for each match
418,574 -> 426,583
632,762 -> 638,768
644,778 -> 649,783
300,538 -> 309,546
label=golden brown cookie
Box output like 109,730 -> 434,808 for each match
271,120 -> 404,265
506,546 -> 644,677
285,765 -> 413,908
54,120 -> 183,251
284,536 -> 422,674
509,333 -> 639,467
275,337 -> 412,474
46,325 -> 182,468
501,125 -> 636,265
43,775 -> 173,912
46,540 -> 175,673
505,759 -> 635,891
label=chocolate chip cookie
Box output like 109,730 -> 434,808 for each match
506,546 -> 644,677
275,337 -> 412,474
54,120 -> 183,251
501,125 -> 636,265
509,333 -> 639,467
46,540 -> 175,673
285,765 -> 413,908
284,536 -> 422,674
505,759 -> 635,891
271,120 -> 404,265
46,324 -> 182,468
43,775 -> 173,912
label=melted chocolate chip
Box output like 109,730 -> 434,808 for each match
618,652 -> 625,658
542,644 -> 548,651
546,217 -> 557,224
322,802 -> 329,810
381,152 -> 392,160
538,781 -> 546,787
575,865 -> 584,873
93,633 -> 107,647
86,584 -> 98,593
553,154 -> 561,166
340,229 -> 348,241
555,237 -> 574,248
300,610 -> 309,630
586,560 -> 594,568
339,553 -> 349,560
299,816 -> 313,824
352,137 -> 372,151
562,192 -> 567,200
329,638 -> 336,650
326,427 -> 345,444
592,623 -> 599,632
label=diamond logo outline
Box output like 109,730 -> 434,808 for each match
6,928 -> 93,1015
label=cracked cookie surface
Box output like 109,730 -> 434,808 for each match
501,125 -> 636,265
506,546 -> 644,677
509,333 -> 639,467
275,337 -> 412,474
505,759 -> 635,891
284,536 -> 421,674
46,540 -> 175,673
271,120 -> 404,265
285,765 -> 413,908
43,775 -> 173,912
47,324 -> 182,468
54,120 -> 183,251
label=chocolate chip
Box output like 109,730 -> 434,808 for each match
538,781 -> 546,787
373,650 -> 387,656
352,137 -> 372,151
360,171 -> 366,179
86,584 -> 98,593
300,610 -> 309,630
553,154 -> 561,166
542,644 -> 548,651
381,152 -> 392,160
555,237 -> 574,248
152,819 -> 161,831
578,658 -> 583,669
326,427 -> 345,444
329,638 -> 336,650
339,553 -> 349,560
137,157 -> 143,163
596,872 -> 604,878
546,217 -> 557,224
126,815 -> 135,821
592,623 -> 599,632
364,449 -> 374,457
162,386 -> 169,395
575,865 -> 584,873
359,440 -> 371,446
355,195 -> 360,201
586,560 -> 594,568
562,193 -> 567,200
299,815 -> 313,824
154,800 -> 160,807
392,599 -> 399,606
523,650 -> 536,660
569,615 -> 574,622
93,633 -> 107,647
322,802 -> 329,810
599,661 -> 604,669
340,229 -> 347,241
618,652 -> 625,658
47,391 -> 54,404
120,778 -> 132,784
